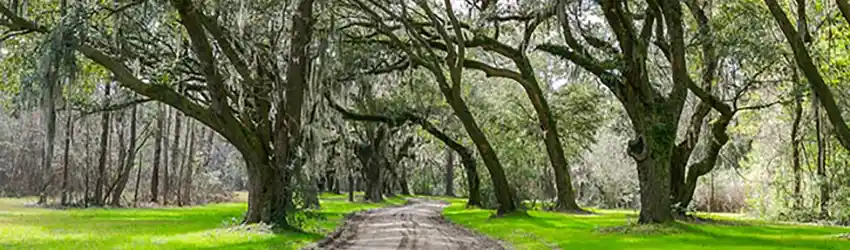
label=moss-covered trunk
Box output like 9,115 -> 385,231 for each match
243,158 -> 294,226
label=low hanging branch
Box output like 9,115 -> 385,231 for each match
325,93 -> 460,150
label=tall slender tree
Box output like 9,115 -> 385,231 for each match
166,108 -> 182,205
110,100 -> 139,206
60,107 -> 73,205
150,103 -> 163,202
93,83 -> 111,206
444,149 -> 454,197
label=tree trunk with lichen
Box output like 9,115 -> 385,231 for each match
626,109 -> 677,223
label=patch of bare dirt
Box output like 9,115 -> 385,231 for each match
303,198 -> 505,250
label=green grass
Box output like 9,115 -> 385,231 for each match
0,193 -> 408,250
441,198 -> 850,250
6,194 -> 846,250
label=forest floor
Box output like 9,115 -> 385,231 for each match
2,194 -> 849,249
0,193 -> 406,250
304,198 -> 504,250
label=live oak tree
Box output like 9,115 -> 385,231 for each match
536,0 -> 774,222
419,4 -> 586,213
0,0 -> 319,227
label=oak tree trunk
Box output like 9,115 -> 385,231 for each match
443,94 -> 516,214
459,153 -> 481,207
243,158 -> 294,225
626,107 -> 678,223
515,59 -> 583,213
399,164 -> 411,196
357,127 -> 386,202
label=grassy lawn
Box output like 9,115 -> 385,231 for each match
0,193 -> 407,250
441,198 -> 850,250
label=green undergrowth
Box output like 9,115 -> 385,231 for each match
0,193 -> 409,250
440,198 -> 850,250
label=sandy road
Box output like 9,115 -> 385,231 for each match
304,198 -> 505,250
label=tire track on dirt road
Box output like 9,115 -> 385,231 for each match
304,198 -> 505,250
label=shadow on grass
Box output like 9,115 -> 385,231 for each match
444,203 -> 850,250
0,194 -> 411,250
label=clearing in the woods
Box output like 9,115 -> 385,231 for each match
1,194 -> 848,249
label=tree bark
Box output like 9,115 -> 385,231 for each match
93,83 -> 112,206
150,103 -> 163,202
399,163 -> 411,196
61,108 -> 73,205
791,83 -> 804,209
162,108 -> 170,204
83,130 -> 92,205
358,126 -> 386,202
669,102 -> 711,211
133,150 -> 143,205
444,94 -> 517,214
243,157 -> 294,225
815,94 -> 829,218
672,115 -> 731,210
38,78 -> 57,204
177,118 -> 191,206
105,109 -> 127,205
111,102 -> 139,207
348,168 -> 355,202
166,108 -> 183,205
181,124 -> 196,206
625,109 -> 678,223
459,153 -> 481,207
445,149 -> 455,197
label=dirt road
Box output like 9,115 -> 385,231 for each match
305,198 -> 505,250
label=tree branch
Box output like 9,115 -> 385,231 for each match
765,0 -> 850,151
